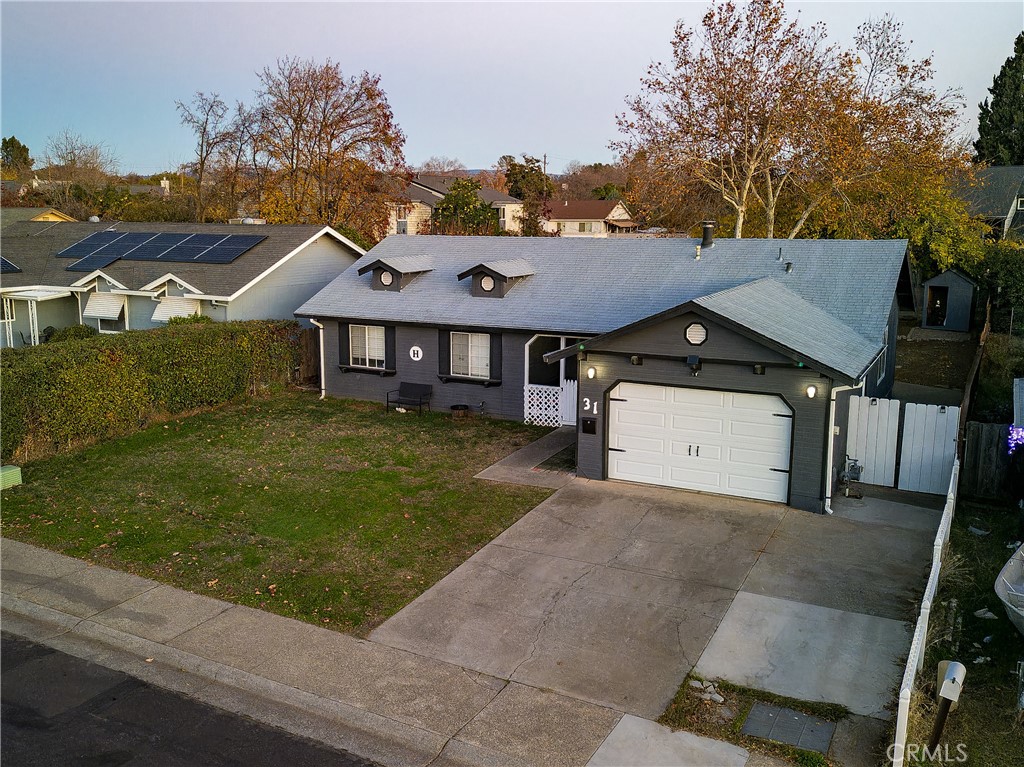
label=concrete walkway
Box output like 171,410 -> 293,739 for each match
1,537 -> 751,767
475,425 -> 577,489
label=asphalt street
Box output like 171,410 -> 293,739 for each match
1,632 -> 376,767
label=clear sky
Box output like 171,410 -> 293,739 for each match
2,1 -> 1021,176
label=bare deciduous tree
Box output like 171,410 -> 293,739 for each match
176,91 -> 232,222
416,156 -> 468,176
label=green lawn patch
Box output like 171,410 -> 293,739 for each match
1,391 -> 553,636
907,499 -> 1023,765
659,675 -> 847,766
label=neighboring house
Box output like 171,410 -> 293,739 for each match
297,226 -> 906,513
0,207 -> 76,229
542,199 -> 637,237
921,270 -> 976,332
387,174 -> 523,235
957,165 -> 1024,240
0,221 -> 363,347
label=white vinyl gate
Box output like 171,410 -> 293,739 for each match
898,404 -> 959,494
846,396 -> 960,495
847,396 -> 900,486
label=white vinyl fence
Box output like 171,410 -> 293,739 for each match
891,459 -> 959,767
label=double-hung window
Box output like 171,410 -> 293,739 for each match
451,331 -> 490,379
350,324 -> 386,369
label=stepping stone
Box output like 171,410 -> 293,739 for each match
740,702 -> 836,754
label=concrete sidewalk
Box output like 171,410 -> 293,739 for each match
1,537 -> 755,767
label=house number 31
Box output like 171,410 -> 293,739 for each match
582,398 -> 599,415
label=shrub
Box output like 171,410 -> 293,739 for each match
0,320 -> 301,462
167,314 -> 214,325
46,324 -> 98,343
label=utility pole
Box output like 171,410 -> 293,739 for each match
543,153 -> 547,175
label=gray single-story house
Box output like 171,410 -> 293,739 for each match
921,269 -> 976,332
0,221 -> 364,347
296,230 -> 907,513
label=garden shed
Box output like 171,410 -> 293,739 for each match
921,270 -> 976,332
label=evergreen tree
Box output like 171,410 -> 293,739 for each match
975,32 -> 1024,166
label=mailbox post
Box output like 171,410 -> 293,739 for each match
928,661 -> 966,750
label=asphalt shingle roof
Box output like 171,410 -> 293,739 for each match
297,236 -> 907,369
479,259 -> 535,279
694,278 -> 878,379
958,166 -> 1024,219
543,199 -> 628,221
0,221 -> 348,295
359,254 -> 434,275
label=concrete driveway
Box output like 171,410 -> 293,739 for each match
371,479 -> 940,722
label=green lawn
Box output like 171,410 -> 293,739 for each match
1,392 -> 553,635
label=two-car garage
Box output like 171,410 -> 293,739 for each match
606,382 -> 794,504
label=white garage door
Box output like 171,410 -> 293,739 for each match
607,382 -> 793,503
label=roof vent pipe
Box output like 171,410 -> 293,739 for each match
701,221 -> 715,249
785,262 -> 794,273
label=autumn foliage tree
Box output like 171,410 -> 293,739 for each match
251,57 -> 407,239
176,57 -> 407,243
616,0 -> 974,263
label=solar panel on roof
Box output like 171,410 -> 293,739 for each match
66,253 -> 122,272
121,243 -> 171,261
182,234 -> 229,247
94,233 -> 158,257
160,246 -> 209,261
1,257 -> 22,274
56,230 -> 122,257
224,234 -> 267,248
56,230 -> 268,270
121,233 -> 191,260
197,246 -> 248,264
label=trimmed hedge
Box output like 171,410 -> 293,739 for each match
1,321 -> 301,462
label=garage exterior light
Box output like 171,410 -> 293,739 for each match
587,366 -> 596,379
806,385 -> 817,398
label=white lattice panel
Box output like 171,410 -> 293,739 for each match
525,385 -> 561,427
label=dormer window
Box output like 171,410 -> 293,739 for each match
357,255 -> 432,291
457,259 -> 535,298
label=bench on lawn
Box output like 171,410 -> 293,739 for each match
386,382 -> 432,415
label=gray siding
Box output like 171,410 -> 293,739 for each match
228,237 -> 358,325
601,312 -> 792,362
322,321 -> 533,419
864,298 -> 899,398
127,294 -> 159,330
575,314 -> 833,512
922,271 -> 974,332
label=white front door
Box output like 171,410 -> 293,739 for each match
607,382 -> 793,503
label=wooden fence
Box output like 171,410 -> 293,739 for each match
961,422 -> 1011,499
297,327 -> 321,385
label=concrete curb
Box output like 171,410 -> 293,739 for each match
1,594 -> 449,767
